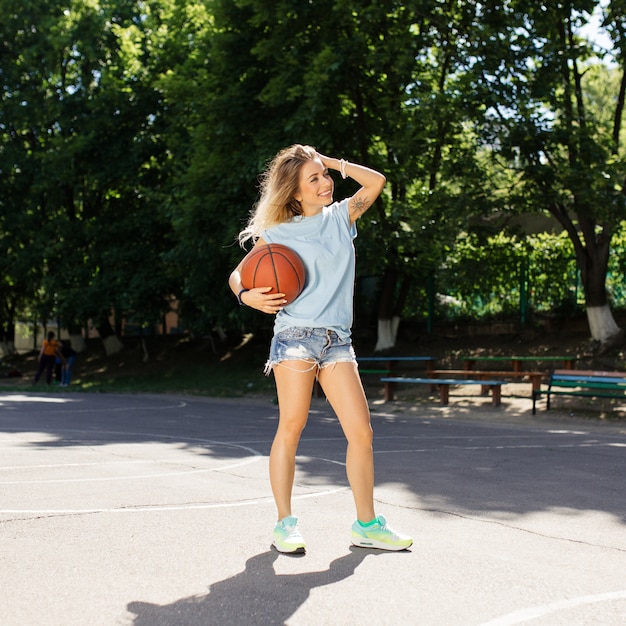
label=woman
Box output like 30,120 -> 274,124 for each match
229,144 -> 412,554
33,331 -> 65,385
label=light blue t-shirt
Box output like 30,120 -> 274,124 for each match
262,198 -> 357,339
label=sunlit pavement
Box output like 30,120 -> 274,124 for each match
1,391 -> 625,625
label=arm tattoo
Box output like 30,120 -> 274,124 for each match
350,194 -> 371,218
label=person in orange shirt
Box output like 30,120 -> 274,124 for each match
33,331 -> 65,385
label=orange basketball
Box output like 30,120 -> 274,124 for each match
240,244 -> 306,305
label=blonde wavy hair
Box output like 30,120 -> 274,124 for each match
238,144 -> 318,246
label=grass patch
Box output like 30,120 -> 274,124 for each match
1,333 -> 277,398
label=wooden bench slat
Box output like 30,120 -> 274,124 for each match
380,377 -> 503,407
431,370 -> 542,376
382,378 -> 503,385
315,355 -> 436,398
463,356 -> 576,373
430,369 -> 543,391
550,380 -> 626,389
553,369 -> 626,378
358,357 -> 436,362
544,389 -> 626,397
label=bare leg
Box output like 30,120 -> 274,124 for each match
317,362 -> 376,522
270,361 -> 317,520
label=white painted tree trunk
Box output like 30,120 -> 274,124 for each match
0,341 -> 16,356
374,316 -> 400,352
586,305 -> 621,344
69,334 -> 87,353
102,334 -> 125,356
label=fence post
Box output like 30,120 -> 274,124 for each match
427,273 -> 435,334
520,258 -> 529,325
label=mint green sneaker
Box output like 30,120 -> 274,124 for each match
272,516 -> 306,554
351,515 -> 413,551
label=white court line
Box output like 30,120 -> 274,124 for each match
480,590 -> 626,625
0,394 -> 78,404
50,400 -> 188,413
0,451 -> 346,485
0,427 -> 251,444
0,460 -> 161,470
0,455 -> 263,484
0,428 -> 264,450
0,431 -> 265,484
0,436 -> 621,483
0,486 -> 349,515
0,397 -> 187,411
373,442 -> 623,454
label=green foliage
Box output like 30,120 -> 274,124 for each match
1,0 -> 177,335
431,225 -> 626,322
2,0 -> 626,346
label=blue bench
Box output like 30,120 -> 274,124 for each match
430,369 -> 543,394
380,377 -> 503,406
313,356 -> 436,399
357,356 -> 437,401
532,369 -> 626,414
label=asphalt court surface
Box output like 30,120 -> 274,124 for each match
1,391 -> 625,625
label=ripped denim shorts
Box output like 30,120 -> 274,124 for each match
264,327 -> 356,375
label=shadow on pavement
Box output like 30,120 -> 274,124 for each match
127,545 -> 392,625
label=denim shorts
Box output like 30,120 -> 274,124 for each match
265,327 -> 356,375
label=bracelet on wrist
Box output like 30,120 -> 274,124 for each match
237,289 -> 250,306
340,158 -> 348,179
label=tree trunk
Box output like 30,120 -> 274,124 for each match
69,333 -> 87,353
586,305 -> 622,344
0,328 -> 14,356
375,317 -> 401,352
550,208 -> 621,345
0,305 -> 17,355
97,317 -> 125,356
102,334 -> 125,356
375,268 -> 397,351
374,269 -> 411,352
575,223 -> 622,344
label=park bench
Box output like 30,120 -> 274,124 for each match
532,369 -> 626,414
461,355 -> 576,373
380,376 -> 504,407
313,355 -> 437,399
429,369 -> 543,394
357,356 -> 437,401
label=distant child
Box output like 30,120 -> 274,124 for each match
60,341 -> 77,387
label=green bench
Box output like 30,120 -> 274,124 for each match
380,376 -> 504,406
532,369 -> 626,414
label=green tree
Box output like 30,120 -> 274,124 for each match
0,0 -> 177,353
479,0 -> 626,346
165,0 -> 501,350
5,0 -> 626,356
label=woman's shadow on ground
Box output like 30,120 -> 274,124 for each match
128,545 -> 393,625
